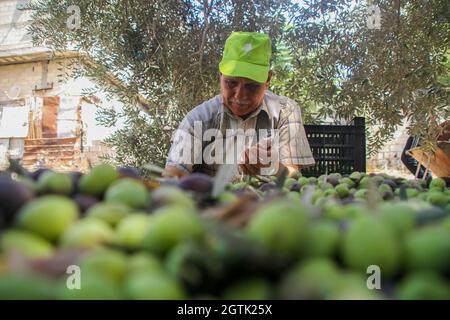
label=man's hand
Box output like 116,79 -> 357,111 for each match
164,165 -> 188,178
239,138 -> 278,176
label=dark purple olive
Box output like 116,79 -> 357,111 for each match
340,193 -> 355,205
118,166 -> 141,180
178,173 -> 213,193
289,182 -> 301,192
325,176 -> 339,187
68,171 -> 83,194
340,198 -> 354,205
259,182 -> 276,192
30,168 -> 51,181
73,194 -> 99,214
383,179 -> 397,190
0,179 -> 34,224
232,189 -> 255,198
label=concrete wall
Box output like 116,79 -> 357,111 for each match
0,60 -> 61,101
82,140 -> 114,168
367,122 -> 413,178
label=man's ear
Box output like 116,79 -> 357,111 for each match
265,70 -> 273,88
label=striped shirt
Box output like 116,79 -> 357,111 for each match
166,90 -> 315,176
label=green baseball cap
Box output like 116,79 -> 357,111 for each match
219,32 -> 272,84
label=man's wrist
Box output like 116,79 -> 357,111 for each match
164,165 -> 189,178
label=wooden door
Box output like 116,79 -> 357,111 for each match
42,96 -> 59,138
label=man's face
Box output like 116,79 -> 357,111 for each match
220,73 -> 271,118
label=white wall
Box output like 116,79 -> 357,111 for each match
0,58 -> 126,148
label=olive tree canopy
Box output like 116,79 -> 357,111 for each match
27,0 -> 449,168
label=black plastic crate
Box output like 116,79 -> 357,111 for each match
302,117 -> 366,177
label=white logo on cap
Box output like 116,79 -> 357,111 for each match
242,43 -> 253,53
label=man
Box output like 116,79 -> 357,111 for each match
400,135 -> 431,180
165,31 -> 315,178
